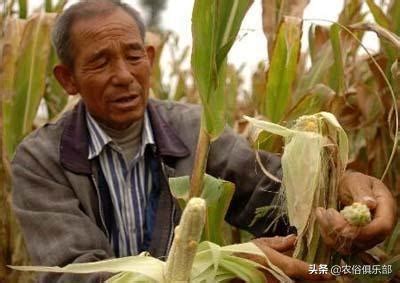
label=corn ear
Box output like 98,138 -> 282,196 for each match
245,112 -> 349,264
165,197 -> 206,282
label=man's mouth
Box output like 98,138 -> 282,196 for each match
111,95 -> 141,109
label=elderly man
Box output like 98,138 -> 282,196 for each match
12,0 -> 396,282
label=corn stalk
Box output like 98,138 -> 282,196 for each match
189,0 -> 253,198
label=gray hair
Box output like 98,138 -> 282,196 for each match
51,0 -> 146,67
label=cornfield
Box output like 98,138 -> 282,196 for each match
1,0 -> 399,282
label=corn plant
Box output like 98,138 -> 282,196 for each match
0,1 -> 68,282
244,0 -> 400,279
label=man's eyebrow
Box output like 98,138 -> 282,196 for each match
124,42 -> 144,51
87,49 -> 108,62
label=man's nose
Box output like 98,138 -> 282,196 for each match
111,59 -> 134,85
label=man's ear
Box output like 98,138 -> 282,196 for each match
53,64 -> 78,95
145,45 -> 155,68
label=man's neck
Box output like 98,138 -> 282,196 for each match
98,118 -> 144,163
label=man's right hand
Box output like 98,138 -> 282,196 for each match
238,235 -> 334,282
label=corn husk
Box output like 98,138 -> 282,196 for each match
245,112 -> 348,263
9,197 -> 289,282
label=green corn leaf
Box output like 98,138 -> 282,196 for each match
18,0 -> 27,18
296,45 -> 333,97
329,24 -> 345,96
45,0 -> 52,12
168,175 -> 190,208
201,175 -> 235,245
169,174 -> 235,245
264,16 -> 302,122
287,84 -> 335,121
54,0 -> 68,13
389,0 -> 400,36
3,13 -> 56,158
365,0 -> 390,28
262,0 -> 310,58
191,0 -> 252,139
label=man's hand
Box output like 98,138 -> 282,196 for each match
236,235 -> 334,282
316,172 -> 396,254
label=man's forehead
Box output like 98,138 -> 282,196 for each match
70,8 -> 141,38
89,41 -> 144,56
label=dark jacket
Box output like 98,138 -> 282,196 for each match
11,99 -> 287,282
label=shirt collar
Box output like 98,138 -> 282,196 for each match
86,111 -> 155,160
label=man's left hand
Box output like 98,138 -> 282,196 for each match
315,172 -> 396,254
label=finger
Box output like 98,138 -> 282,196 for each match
339,172 -> 377,209
252,234 -> 296,252
316,207 -> 359,254
356,177 -> 396,247
262,244 -> 334,281
315,207 -> 336,247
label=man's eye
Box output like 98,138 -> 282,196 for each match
127,55 -> 141,62
94,58 -> 107,68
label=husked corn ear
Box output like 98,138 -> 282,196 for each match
165,197 -> 206,283
340,202 -> 371,226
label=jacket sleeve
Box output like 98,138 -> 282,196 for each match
11,139 -> 114,283
207,126 -> 291,237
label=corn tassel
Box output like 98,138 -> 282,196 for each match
165,197 -> 206,282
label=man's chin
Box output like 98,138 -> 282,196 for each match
108,114 -> 144,130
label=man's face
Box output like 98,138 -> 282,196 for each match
59,8 -> 154,130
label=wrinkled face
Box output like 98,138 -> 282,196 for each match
65,9 -> 153,129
